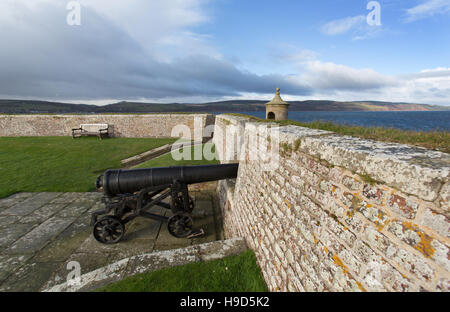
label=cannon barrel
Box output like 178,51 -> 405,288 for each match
99,163 -> 239,197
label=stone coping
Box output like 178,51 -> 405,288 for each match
43,238 -> 247,292
216,114 -> 252,124
217,115 -> 450,202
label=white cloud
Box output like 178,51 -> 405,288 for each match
402,67 -> 450,79
321,15 -> 366,35
320,14 -> 384,41
309,66 -> 450,105
0,0 -> 311,101
301,61 -> 397,91
79,0 -> 216,60
405,0 -> 450,22
279,52 -> 450,105
0,1 -> 448,105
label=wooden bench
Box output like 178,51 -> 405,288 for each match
72,124 -> 110,139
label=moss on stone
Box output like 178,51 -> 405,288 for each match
294,139 -> 301,152
360,173 -> 379,186
280,142 -> 293,156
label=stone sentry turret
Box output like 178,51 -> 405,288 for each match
265,88 -> 290,120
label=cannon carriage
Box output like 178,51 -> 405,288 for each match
91,164 -> 238,244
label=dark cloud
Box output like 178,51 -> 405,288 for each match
0,2 -> 310,101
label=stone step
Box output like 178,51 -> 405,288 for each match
43,238 -> 247,292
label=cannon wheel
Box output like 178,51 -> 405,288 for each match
167,214 -> 193,238
93,216 -> 125,244
175,195 -> 194,213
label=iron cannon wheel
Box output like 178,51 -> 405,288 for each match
93,216 -> 125,244
167,214 -> 193,238
175,195 -> 194,213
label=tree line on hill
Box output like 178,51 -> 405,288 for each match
0,99 -> 448,114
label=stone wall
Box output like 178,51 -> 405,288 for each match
215,114 -> 450,292
0,114 -> 215,138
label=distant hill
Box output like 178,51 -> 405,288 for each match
0,99 -> 448,114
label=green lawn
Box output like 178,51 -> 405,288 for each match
98,249 -> 268,292
0,136 -> 177,198
134,143 -> 220,168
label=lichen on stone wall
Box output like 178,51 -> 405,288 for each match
215,114 -> 450,292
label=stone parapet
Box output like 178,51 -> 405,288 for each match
215,114 -> 450,292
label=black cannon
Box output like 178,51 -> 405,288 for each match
91,164 -> 238,244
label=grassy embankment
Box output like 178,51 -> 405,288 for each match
226,114 -> 450,153
134,143 -> 220,168
98,249 -> 267,292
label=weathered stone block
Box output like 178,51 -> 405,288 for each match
438,182 -> 449,211
387,220 -> 450,271
362,184 -> 385,205
420,207 -> 450,238
436,278 -> 450,292
328,167 -> 344,184
387,194 -> 419,219
342,175 -> 362,191
299,134 -> 449,202
356,202 -> 390,230
344,209 -> 365,233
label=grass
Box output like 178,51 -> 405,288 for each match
0,136 -> 177,198
97,249 -> 268,292
225,113 -> 450,153
134,143 -> 220,168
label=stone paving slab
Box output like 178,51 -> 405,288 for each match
54,201 -> 93,219
7,217 -> 77,254
0,216 -> 21,229
33,216 -> 92,263
0,193 -> 37,210
0,254 -> 33,283
50,192 -> 99,204
19,203 -> 68,224
0,223 -> 36,249
0,193 -> 63,216
0,261 -> 63,292
0,182 -> 221,292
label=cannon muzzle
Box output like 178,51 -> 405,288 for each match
98,163 -> 239,197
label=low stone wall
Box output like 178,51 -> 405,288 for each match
215,114 -> 450,292
0,114 -> 215,138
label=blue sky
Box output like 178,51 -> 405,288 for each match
0,0 -> 449,105
201,0 -> 450,75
